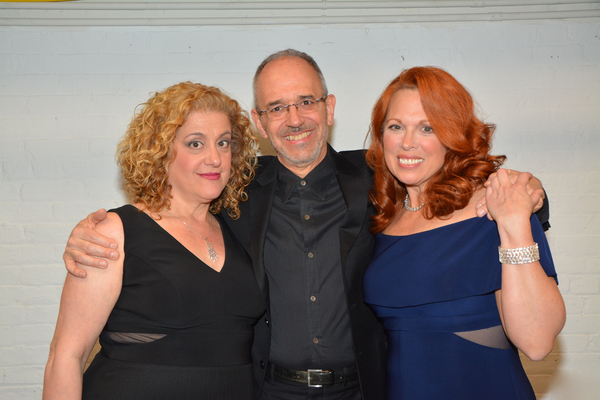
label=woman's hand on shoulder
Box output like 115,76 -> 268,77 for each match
477,169 -> 545,220
485,169 -> 543,225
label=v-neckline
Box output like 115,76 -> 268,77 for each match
129,205 -> 227,274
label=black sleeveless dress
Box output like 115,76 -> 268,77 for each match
82,205 -> 265,399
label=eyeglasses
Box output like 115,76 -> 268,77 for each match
257,95 -> 328,119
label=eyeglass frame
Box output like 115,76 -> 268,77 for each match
256,95 -> 329,118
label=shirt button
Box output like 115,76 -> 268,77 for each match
313,338 -> 319,344
304,214 -> 310,220
300,180 -> 307,186
310,295 -> 316,302
308,252 -> 314,258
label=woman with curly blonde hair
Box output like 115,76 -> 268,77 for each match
44,82 -> 265,399
363,67 -> 565,399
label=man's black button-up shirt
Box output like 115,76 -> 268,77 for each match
264,154 -> 355,370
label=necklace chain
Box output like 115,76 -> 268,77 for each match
404,194 -> 426,212
165,209 -> 218,263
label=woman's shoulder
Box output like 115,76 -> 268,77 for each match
95,207 -> 126,242
452,187 -> 485,220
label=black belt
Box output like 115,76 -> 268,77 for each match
270,362 -> 358,388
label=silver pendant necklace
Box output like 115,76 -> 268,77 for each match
165,209 -> 218,263
404,194 -> 426,212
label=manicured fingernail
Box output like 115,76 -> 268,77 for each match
110,251 -> 118,259
110,243 -> 117,249
99,260 -> 108,267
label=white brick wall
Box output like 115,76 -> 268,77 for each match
1,16 -> 598,400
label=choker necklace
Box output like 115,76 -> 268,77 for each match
165,209 -> 218,263
404,194 -> 426,212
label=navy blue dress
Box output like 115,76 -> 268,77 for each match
363,216 -> 557,400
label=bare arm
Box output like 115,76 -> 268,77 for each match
486,170 -> 565,361
43,213 -> 124,399
64,209 -> 120,278
476,169 -> 545,219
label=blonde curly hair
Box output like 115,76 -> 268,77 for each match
116,81 -> 258,219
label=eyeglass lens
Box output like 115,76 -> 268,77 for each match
267,97 -> 326,118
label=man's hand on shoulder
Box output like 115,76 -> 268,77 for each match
63,209 -> 120,278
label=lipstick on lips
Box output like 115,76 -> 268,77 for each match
199,173 -> 221,180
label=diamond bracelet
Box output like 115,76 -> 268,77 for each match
498,243 -> 540,265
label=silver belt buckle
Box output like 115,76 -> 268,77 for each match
307,369 -> 323,388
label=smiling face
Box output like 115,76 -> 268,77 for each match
383,89 -> 447,192
168,111 -> 232,206
251,56 -> 336,177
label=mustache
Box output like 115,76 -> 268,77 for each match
283,123 -> 317,135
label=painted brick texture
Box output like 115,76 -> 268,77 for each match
1,19 -> 598,400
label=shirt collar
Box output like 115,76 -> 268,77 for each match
276,152 -> 336,203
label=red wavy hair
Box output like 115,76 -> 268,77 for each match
366,67 -> 505,233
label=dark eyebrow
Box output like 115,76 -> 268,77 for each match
265,94 -> 317,108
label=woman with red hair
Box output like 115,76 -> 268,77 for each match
363,67 -> 565,399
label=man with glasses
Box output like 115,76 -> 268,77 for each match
63,49 -> 547,400
233,49 -> 387,399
